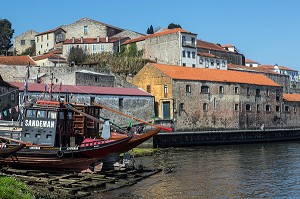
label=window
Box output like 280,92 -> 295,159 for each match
186,85 -> 191,94
20,40 -> 25,45
210,59 -> 214,66
47,34 -> 49,40
84,26 -> 88,35
182,36 -> 186,45
37,37 -> 39,42
219,86 -> 224,94
203,103 -> 208,111
84,44 -> 88,51
30,40 -> 35,45
191,38 -> 195,45
222,61 -> 226,67
201,86 -> 209,94
284,105 -> 290,112
213,97 -> 217,110
192,52 -> 195,59
26,109 -> 36,117
247,88 -> 250,96
183,63 -> 186,66
199,59 -> 203,64
93,44 -> 96,52
234,87 -> 239,94
276,106 -> 281,112
266,90 -> 270,96
119,98 -> 124,107
266,105 -> 271,112
294,106 -> 297,113
99,44 -> 104,51
276,90 -> 280,101
48,111 -> 57,119
257,104 -> 260,112
41,36 -> 43,42
37,110 -> 47,118
164,85 -> 168,94
234,104 -> 239,111
246,104 -> 251,111
187,51 -> 191,58
256,89 -> 260,96
216,60 -> 220,68
95,77 -> 99,82
192,64 -> 195,68
147,85 -> 151,93
179,103 -> 185,112
182,50 -> 186,57
205,58 -> 209,68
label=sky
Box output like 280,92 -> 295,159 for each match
2,0 -> 300,71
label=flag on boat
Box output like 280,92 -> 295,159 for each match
127,118 -> 133,131
152,115 -> 156,124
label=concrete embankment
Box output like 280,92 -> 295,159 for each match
153,128 -> 300,147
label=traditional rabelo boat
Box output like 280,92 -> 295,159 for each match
0,100 -> 131,171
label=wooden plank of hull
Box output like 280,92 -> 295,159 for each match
1,156 -> 98,171
0,144 -> 25,158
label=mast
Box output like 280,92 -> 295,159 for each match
50,72 -> 53,101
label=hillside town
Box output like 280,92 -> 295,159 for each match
1,17 -> 300,132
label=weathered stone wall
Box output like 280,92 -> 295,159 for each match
113,30 -> 144,39
14,30 -> 38,55
172,80 -> 284,131
144,33 -> 180,65
62,18 -> 122,39
75,72 -> 115,87
198,48 -> 245,65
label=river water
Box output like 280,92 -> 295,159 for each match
94,141 -> 300,198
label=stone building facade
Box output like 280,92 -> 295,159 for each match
14,30 -> 38,55
61,18 -> 123,39
35,28 -> 66,55
197,40 -> 245,65
0,75 -> 19,120
75,70 -> 115,87
282,94 -> 300,127
132,63 -> 285,131
10,82 -> 154,126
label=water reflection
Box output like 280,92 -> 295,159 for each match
93,141 -> 300,198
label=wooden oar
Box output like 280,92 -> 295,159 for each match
0,135 -> 32,146
93,102 -> 172,132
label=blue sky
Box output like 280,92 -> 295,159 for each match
2,0 -> 300,70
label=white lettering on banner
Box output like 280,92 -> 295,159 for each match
24,119 -> 55,128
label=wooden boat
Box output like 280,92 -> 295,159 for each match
0,101 -> 131,171
0,143 -> 25,158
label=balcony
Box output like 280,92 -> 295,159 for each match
182,41 -> 196,48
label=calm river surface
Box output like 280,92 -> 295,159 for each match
93,141 -> 300,198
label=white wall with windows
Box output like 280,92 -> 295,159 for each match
196,55 -> 227,70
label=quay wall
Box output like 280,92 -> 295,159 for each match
153,128 -> 300,148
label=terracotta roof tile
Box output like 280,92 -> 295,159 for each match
32,53 -> 66,61
0,55 -> 36,66
283,93 -> 300,102
228,64 -> 281,75
122,28 -> 192,45
151,63 -> 280,87
36,27 -> 66,36
197,40 -> 228,52
64,37 -> 125,44
259,65 -> 297,72
10,82 -> 152,96
221,44 -> 234,47
197,52 -> 221,59
245,58 -> 257,63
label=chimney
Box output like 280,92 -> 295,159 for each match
97,36 -> 100,43
106,36 -> 108,42
72,37 -> 75,43
80,37 -> 83,43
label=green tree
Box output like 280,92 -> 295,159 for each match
147,25 -> 154,34
0,19 -> 14,55
21,43 -> 36,56
67,47 -> 87,66
168,23 -> 182,29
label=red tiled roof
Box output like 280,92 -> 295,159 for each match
245,58 -> 257,63
197,40 -> 228,52
36,27 -> 66,36
48,48 -> 62,54
222,44 -> 234,48
259,65 -> 297,72
32,53 -> 66,61
0,55 -> 36,66
197,52 -> 221,59
64,37 -> 125,44
151,63 -> 280,87
122,28 -> 192,45
10,82 -> 152,97
283,94 -> 300,102
228,64 -> 280,75
0,75 -> 17,88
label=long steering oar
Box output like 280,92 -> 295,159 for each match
92,102 -> 172,132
